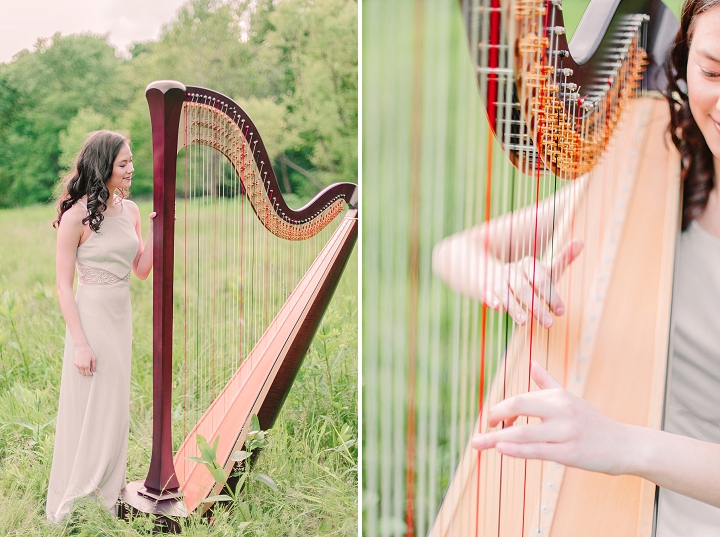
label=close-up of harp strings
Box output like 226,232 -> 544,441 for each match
364,0 -> 679,535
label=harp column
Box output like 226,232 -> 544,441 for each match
120,80 -> 187,521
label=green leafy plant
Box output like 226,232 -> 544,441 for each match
186,414 -> 277,533
312,313 -> 343,392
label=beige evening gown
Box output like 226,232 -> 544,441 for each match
46,199 -> 139,523
656,220 -> 720,536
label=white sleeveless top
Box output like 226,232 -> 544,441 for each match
657,220 -> 720,536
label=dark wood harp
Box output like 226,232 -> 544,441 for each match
121,80 -> 357,520
363,1 -> 681,536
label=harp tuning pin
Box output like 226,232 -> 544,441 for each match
553,49 -> 569,58
552,26 -> 566,35
560,68 -> 573,77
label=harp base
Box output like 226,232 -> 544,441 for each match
119,481 -> 188,532
137,484 -> 184,502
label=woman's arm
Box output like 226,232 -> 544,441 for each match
126,200 -> 155,280
472,361 -> 720,508
56,207 -> 95,376
432,184 -> 582,326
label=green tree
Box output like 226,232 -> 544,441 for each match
261,0 -> 358,196
58,107 -> 116,172
0,33 -> 128,206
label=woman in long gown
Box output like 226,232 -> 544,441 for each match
46,131 -> 155,523
435,0 -> 720,532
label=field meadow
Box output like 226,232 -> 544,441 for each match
0,199 -> 358,536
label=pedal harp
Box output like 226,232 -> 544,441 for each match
121,80 -> 358,518
364,0 -> 679,536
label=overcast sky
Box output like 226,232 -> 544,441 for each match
0,0 -> 189,63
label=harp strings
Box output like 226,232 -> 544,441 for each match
173,95 -> 341,485
364,0 -> 581,535
365,0 -> 652,533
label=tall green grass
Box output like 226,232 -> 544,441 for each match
0,200 -> 357,536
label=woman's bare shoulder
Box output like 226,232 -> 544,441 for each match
122,199 -> 141,223
122,198 -> 140,212
58,201 -> 87,228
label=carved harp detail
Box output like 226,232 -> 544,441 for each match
121,80 -> 357,519
181,98 -> 348,241
363,1 -> 680,536
487,0 -> 650,178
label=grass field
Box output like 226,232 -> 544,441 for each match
0,199 -> 357,536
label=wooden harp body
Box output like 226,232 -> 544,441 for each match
363,0 -> 680,535
431,95 -> 680,537
121,80 -> 358,520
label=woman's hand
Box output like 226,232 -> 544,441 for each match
482,239 -> 583,328
471,360 -> 631,476
74,344 -> 96,376
129,203 -> 156,280
472,362 -> 720,508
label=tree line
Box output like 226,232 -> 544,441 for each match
0,0 -> 357,207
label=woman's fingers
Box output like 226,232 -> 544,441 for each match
73,345 -> 96,376
517,280 -> 553,327
473,358 -> 630,475
472,421 -> 565,450
486,388 -> 563,427
484,365 -> 563,427
521,258 -> 564,317
483,288 -> 501,311
495,441 -> 560,461
478,239 -> 583,328
503,238 -> 585,326
494,277 -> 527,325
530,360 -> 561,389
507,261 -> 552,327
551,239 -> 584,282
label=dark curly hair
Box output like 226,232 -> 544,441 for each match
54,130 -> 130,232
665,0 -> 720,230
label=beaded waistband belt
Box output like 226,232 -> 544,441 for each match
76,263 -> 130,285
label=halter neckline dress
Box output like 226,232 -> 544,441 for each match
657,220 -> 720,536
46,199 -> 138,523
